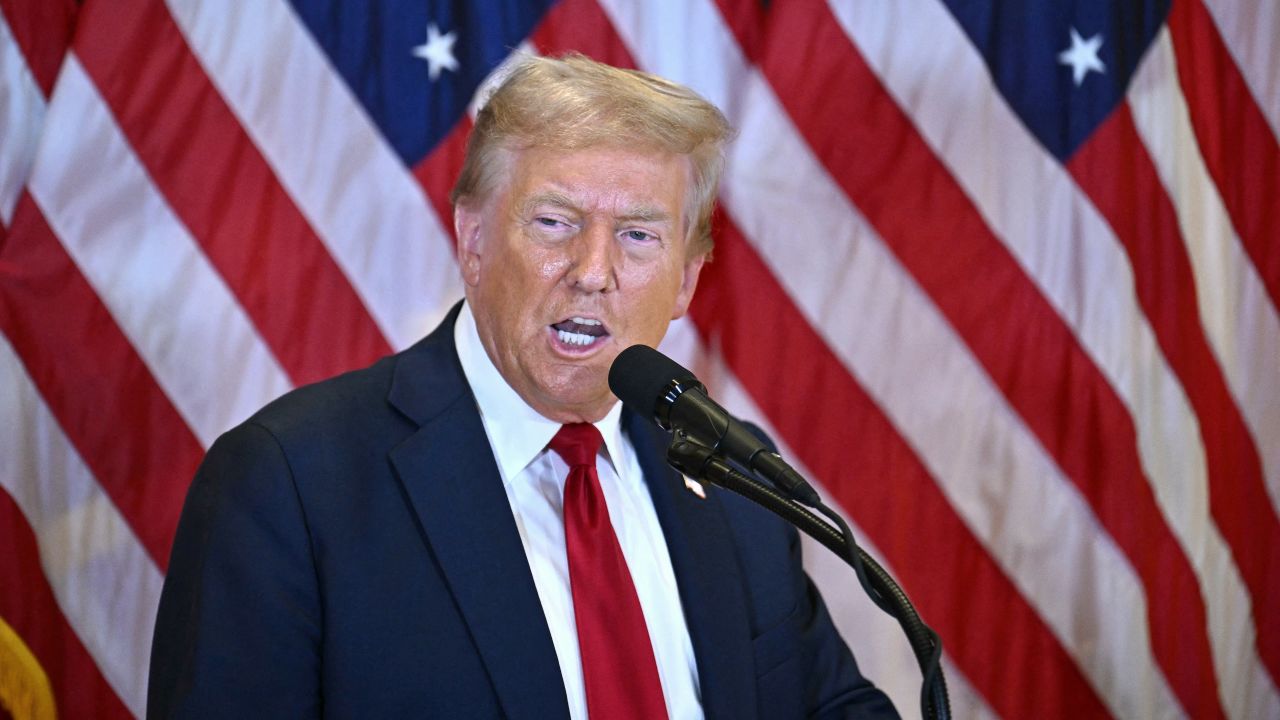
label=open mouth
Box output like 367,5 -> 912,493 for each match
550,316 -> 609,349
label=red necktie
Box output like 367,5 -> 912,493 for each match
549,423 -> 668,720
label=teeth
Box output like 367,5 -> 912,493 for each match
570,316 -> 601,326
557,329 -> 598,347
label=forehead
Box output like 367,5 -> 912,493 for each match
501,145 -> 692,218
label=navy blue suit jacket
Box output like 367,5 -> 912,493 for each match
148,304 -> 897,719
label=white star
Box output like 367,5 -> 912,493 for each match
412,23 -> 459,81
1057,27 -> 1106,87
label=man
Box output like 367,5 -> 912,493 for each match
148,54 -> 897,719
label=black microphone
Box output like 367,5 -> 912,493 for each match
609,345 -> 820,506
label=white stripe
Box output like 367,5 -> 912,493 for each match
1131,27 -> 1280,538
27,56 -> 292,447
0,10 -> 45,224
165,0 -> 463,351
601,2 -> 1182,718
1200,0 -> 1280,141
0,334 -> 162,718
826,0 -> 1280,717
1129,30 -> 1280,713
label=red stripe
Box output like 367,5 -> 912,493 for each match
0,488 -> 133,719
412,117 -> 471,239
529,0 -> 636,68
722,1 -> 1226,716
711,0 -> 765,57
696,216 -> 1113,719
0,192 -> 200,569
0,0 -> 76,96
73,0 -> 392,386
528,3 -> 1112,716
1167,0 -> 1280,313
1071,104 -> 1280,687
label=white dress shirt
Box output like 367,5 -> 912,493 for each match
454,302 -> 703,720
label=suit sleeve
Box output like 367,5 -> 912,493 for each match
147,422 -> 323,719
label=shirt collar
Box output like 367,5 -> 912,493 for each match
454,301 -> 628,486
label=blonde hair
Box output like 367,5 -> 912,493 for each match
451,53 -> 734,256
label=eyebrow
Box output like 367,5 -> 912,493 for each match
522,191 -> 579,216
617,206 -> 673,224
522,191 -> 674,225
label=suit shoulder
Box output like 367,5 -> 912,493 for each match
246,352 -> 403,444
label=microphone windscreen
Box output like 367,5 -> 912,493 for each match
608,345 -> 697,414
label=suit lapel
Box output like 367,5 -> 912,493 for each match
387,309 -> 570,720
626,411 -> 757,720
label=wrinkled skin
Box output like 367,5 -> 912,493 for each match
455,145 -> 706,423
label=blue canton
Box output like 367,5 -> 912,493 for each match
288,0 -> 557,167
940,0 -> 1172,160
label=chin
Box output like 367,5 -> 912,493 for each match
534,378 -> 611,417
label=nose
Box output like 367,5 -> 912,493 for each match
566,221 -> 617,293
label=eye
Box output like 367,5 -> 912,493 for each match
536,217 -> 564,228
622,229 -> 657,243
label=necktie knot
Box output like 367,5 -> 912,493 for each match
548,423 -> 604,468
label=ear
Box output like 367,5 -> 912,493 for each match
454,201 -> 484,288
670,252 -> 707,320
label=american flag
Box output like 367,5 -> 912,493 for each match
1,0 -> 1276,717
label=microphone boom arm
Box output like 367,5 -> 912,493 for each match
665,436 -> 951,720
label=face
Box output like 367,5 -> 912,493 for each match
455,144 -> 706,423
